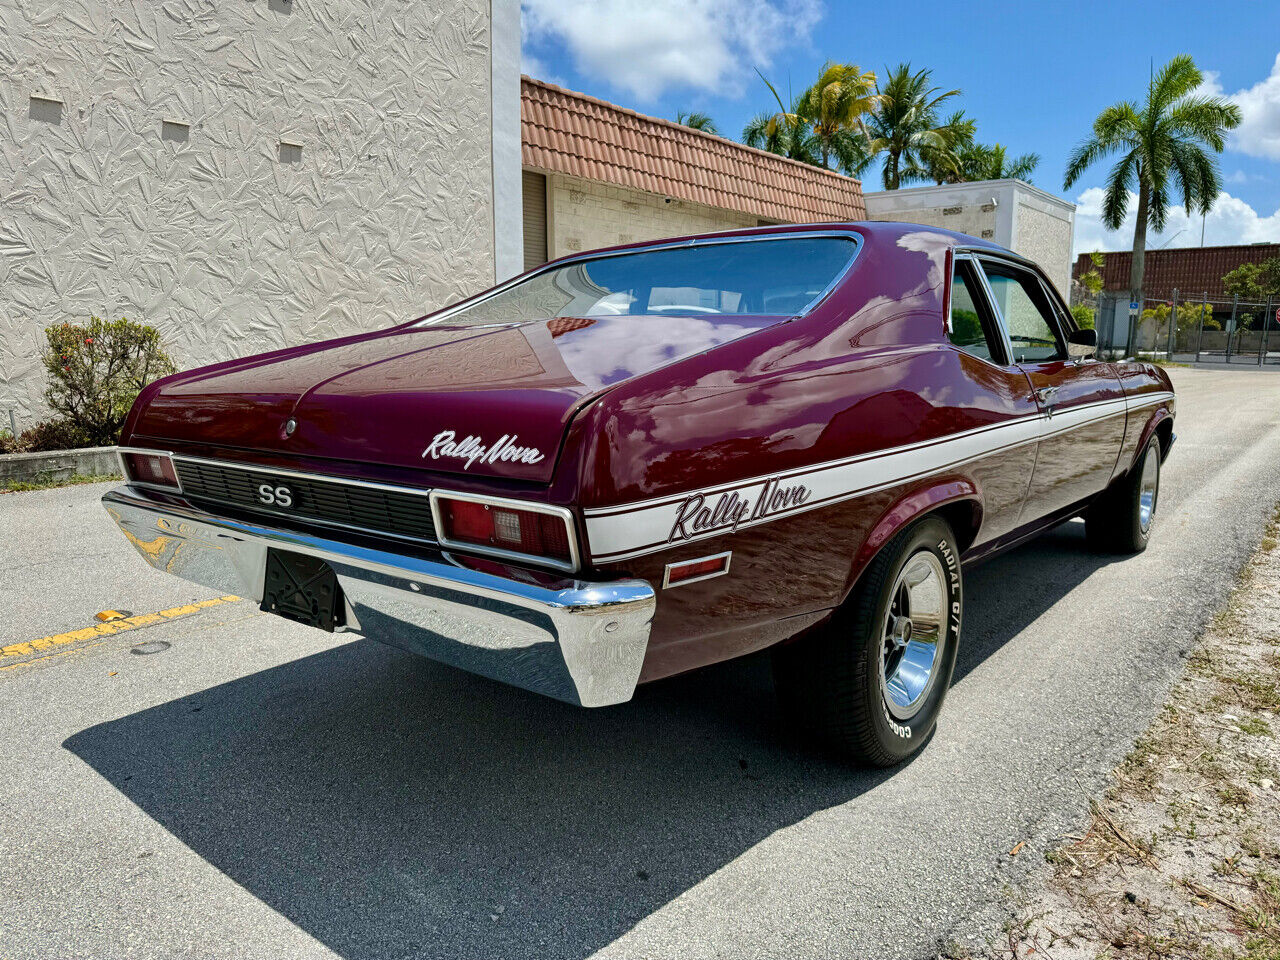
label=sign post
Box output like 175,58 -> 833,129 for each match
1263,296 -> 1276,366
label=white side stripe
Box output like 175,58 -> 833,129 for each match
584,391 -> 1172,563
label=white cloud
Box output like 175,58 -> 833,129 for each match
520,0 -> 822,101
1072,187 -> 1280,257
1201,54 -> 1280,160
521,51 -> 562,87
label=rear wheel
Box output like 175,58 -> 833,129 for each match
773,516 -> 962,766
1086,435 -> 1161,554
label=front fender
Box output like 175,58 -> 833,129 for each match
843,478 -> 981,601
1131,406 -> 1174,469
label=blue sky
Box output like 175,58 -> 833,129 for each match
521,0 -> 1280,256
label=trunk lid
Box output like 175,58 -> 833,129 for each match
132,314 -> 780,482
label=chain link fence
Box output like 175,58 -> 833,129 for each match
1089,290 -> 1280,365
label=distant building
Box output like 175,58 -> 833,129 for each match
519,78 -> 866,270
862,181 -> 1077,295
1072,243 -> 1280,299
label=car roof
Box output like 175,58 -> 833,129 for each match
546,220 -> 1013,264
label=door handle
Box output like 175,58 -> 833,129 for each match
1036,386 -> 1059,414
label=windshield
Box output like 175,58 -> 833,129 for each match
425,235 -> 858,327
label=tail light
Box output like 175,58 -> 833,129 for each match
430,492 -> 578,572
120,449 -> 181,491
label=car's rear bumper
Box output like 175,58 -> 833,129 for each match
101,486 -> 655,707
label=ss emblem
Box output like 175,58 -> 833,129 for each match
257,483 -> 293,508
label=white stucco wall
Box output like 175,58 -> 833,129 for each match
540,172 -> 761,258
0,0 -> 519,425
1010,195 -> 1075,297
863,180 -> 1076,295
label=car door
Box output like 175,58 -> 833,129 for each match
974,255 -> 1126,523
945,255 -> 1042,545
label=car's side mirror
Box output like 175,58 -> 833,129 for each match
1067,327 -> 1097,359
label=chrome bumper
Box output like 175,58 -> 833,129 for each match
101,486 -> 655,707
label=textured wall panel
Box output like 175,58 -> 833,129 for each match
0,0 -> 497,424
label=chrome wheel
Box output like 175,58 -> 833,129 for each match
1138,445 -> 1160,534
879,551 -> 946,720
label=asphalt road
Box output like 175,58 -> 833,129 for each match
2,366 -> 1280,960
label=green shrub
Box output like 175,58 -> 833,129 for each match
0,419 -> 94,454
18,419 -> 94,452
1070,304 -> 1096,329
43,317 -> 176,446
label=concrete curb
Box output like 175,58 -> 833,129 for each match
0,446 -> 119,485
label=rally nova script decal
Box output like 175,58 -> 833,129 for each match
668,477 -> 812,542
584,390 -> 1176,564
422,431 -> 545,470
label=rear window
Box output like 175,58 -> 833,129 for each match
425,236 -> 858,327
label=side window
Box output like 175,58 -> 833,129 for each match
948,261 -> 1004,363
978,260 -> 1066,363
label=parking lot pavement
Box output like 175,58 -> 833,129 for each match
2,366 -> 1280,960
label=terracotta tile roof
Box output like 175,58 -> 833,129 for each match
521,77 -> 866,224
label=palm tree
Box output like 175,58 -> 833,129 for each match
675,110 -> 719,135
742,105 -> 817,165
920,110 -> 977,184
865,64 -> 961,189
1064,54 -> 1240,298
795,62 -> 880,172
743,66 -> 878,177
953,142 -> 1040,183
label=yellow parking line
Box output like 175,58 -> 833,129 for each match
1,595 -> 242,662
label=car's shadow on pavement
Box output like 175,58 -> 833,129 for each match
64,520 -> 1117,960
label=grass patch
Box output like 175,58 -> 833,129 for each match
988,502 -> 1280,960
1240,716 -> 1274,738
1,472 -> 121,494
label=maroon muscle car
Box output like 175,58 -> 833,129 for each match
104,223 -> 1174,765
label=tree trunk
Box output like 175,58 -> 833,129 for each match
1129,178 -> 1149,300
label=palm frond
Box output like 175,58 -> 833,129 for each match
1149,54 -> 1202,116
1065,135 -> 1121,189
1165,95 -> 1242,147
1102,153 -> 1136,230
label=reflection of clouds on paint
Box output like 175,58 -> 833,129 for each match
553,314 -> 773,390
897,230 -> 952,288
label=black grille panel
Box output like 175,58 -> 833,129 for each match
174,458 -> 437,543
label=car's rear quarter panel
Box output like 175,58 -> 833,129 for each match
569,226 -> 1052,683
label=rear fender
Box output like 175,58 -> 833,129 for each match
842,478 -> 981,602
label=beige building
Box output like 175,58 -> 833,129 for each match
863,180 -> 1077,294
3,37 -> 875,426
519,78 -> 866,269
0,0 -> 521,423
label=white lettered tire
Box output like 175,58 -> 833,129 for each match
774,515 -> 962,766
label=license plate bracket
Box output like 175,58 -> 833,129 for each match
261,548 -> 343,632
